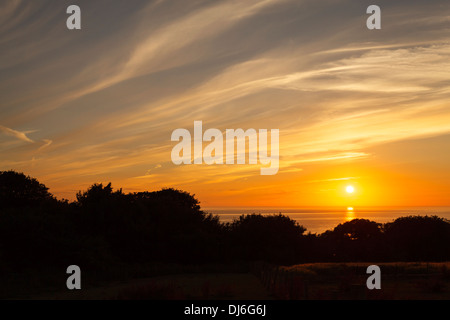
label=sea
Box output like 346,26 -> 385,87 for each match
205,206 -> 450,234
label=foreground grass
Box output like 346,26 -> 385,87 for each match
9,262 -> 450,300
257,262 -> 450,300
32,273 -> 271,300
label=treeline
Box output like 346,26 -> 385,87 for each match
1,170 -> 450,276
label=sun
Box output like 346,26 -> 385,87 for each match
346,185 -> 355,194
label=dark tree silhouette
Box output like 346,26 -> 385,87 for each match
320,219 -> 383,261
0,170 -> 54,209
73,184 -> 224,263
76,182 -> 124,208
125,188 -> 224,263
330,219 -> 382,241
228,214 -> 306,263
384,215 -> 450,261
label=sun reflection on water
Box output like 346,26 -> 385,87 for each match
346,206 -> 355,221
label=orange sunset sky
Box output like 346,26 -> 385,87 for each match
1,0 -> 450,207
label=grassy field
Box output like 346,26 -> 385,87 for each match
256,262 -> 450,300
32,272 -> 271,300
23,261 -> 450,300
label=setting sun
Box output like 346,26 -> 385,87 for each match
346,185 -> 355,194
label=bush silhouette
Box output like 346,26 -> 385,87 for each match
320,219 -> 384,261
384,215 -> 450,261
74,184 -> 224,263
76,182 -> 124,208
0,170 -> 54,209
228,214 -> 306,263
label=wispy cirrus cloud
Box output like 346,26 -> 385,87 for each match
0,124 -> 34,143
1,0 -> 450,205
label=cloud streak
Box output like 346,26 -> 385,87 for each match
0,125 -> 34,143
1,0 -> 450,205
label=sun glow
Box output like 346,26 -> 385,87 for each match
346,185 -> 355,193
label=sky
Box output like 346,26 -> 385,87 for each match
1,0 -> 450,207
